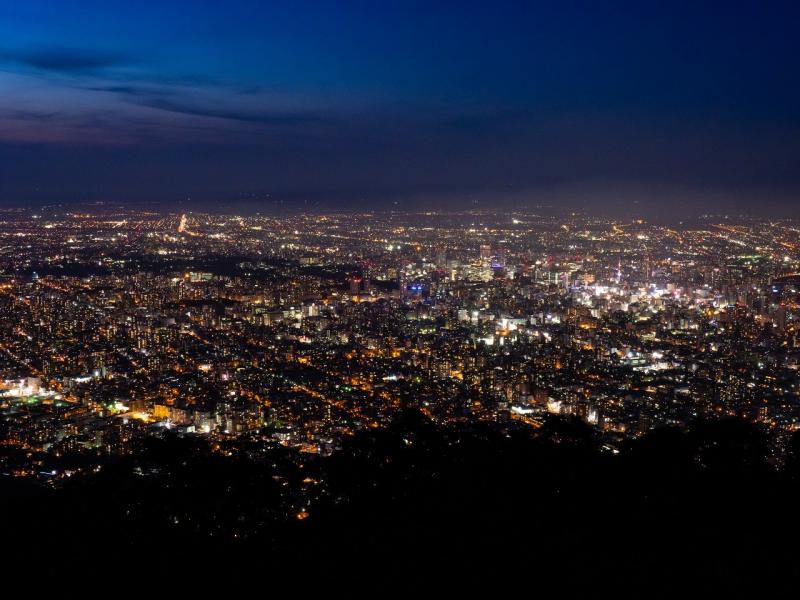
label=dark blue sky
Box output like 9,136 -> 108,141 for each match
1,1 -> 799,213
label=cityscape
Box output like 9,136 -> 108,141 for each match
4,208 -> 800,480
3,0 -> 800,594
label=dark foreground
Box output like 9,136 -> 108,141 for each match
3,413 -> 799,596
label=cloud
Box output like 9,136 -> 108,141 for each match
1,44 -> 334,135
134,97 -> 324,125
0,47 -> 129,73
85,84 -> 326,126
5,109 -> 61,122
85,85 -> 147,96
1,45 -> 217,93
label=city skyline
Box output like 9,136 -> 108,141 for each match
4,208 -> 800,593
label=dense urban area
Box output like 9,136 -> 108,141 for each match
3,208 -> 800,477
4,206 -> 800,591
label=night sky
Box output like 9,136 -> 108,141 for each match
1,1 -> 799,214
